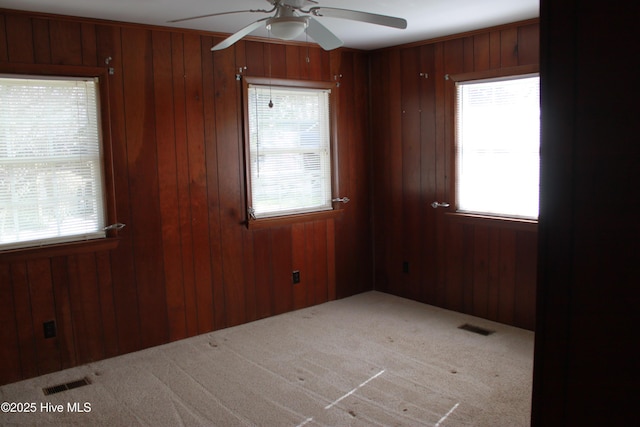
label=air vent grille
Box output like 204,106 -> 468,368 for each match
43,378 -> 91,396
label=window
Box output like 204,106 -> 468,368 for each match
455,73 -> 540,219
0,74 -> 108,250
244,78 -> 334,222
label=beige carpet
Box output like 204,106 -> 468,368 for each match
0,291 -> 534,426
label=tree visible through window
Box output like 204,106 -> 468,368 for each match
245,81 -> 333,220
0,75 -> 107,250
456,74 -> 540,219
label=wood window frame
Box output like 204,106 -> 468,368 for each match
241,76 -> 343,230
0,63 -> 120,261
447,64 -> 540,229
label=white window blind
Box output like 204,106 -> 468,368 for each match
456,74 -> 540,219
247,84 -> 332,219
0,75 -> 106,250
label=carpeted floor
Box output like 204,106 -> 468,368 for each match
0,291 -> 534,426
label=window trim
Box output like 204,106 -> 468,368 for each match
0,63 -> 119,260
448,64 -> 540,224
241,77 -> 342,229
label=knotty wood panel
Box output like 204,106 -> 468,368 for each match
371,21 -> 539,330
0,9 -> 366,385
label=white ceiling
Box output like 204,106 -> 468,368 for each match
0,0 -> 539,50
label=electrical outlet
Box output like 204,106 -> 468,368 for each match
43,320 -> 56,339
292,270 -> 301,284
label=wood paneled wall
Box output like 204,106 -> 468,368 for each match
370,21 -> 539,330
0,10 -> 372,385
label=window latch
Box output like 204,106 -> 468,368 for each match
431,201 -> 450,209
248,207 -> 256,220
104,223 -> 126,231
332,197 -> 350,204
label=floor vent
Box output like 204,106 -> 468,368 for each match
43,378 -> 91,396
459,323 -> 494,336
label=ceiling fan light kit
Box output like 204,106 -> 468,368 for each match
170,0 -> 407,52
267,16 -> 309,40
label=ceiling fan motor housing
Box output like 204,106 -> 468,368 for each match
267,3 -> 309,40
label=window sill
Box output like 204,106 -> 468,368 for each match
0,237 -> 121,263
444,212 -> 538,232
247,209 -> 344,230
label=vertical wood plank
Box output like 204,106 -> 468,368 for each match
184,32 -> 215,334
212,41 -> 246,327
81,23 -> 98,66
461,224 -> 475,314
517,23 -> 540,66
388,49 -> 404,298
313,221 -> 329,305
95,24 -> 141,355
50,257 -> 76,369
401,47 -> 422,301
0,14 -> 8,62
26,259 -> 61,375
472,226 -> 490,318
272,226 -> 293,314
170,32 -> 199,338
489,31 -> 501,69
463,36 -> 474,72
326,218 -> 337,301
515,231 -> 537,329
201,36 -> 226,331
445,222 -> 464,312
473,33 -> 490,71
11,262 -> 38,379
242,228 -> 257,322
304,222 -> 318,307
121,26 -> 169,348
95,251 -> 119,358
433,43 -> 448,307
498,229 -> 516,324
269,43 -> 287,78
67,254 -> 105,364
49,20 -> 83,65
500,28 -> 519,67
370,51 -> 387,292
487,228 -> 501,321
420,44 -> 437,304
285,45 -> 301,79
292,223 -> 308,309
0,263 -> 22,384
31,18 -> 51,64
5,14 -> 34,63
153,30 -> 187,342
253,229 -> 273,319
245,41 -> 265,76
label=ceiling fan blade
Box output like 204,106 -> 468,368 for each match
308,7 -> 407,29
306,17 -> 343,51
211,18 -> 269,51
168,8 -> 273,24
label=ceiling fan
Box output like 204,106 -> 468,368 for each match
169,0 -> 407,51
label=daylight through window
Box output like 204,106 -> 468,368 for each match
247,83 -> 332,219
456,74 -> 540,219
0,75 -> 106,250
